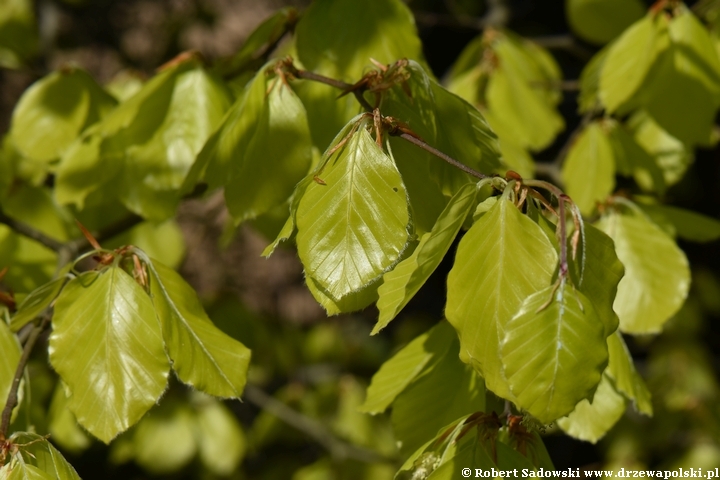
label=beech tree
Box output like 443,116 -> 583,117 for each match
2,0 -> 720,478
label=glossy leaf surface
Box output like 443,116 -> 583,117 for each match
296,126 -> 410,302
501,281 -> 608,423
146,259 -> 251,398
446,198 -> 558,400
49,269 -> 170,443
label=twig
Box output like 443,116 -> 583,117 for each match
414,0 -> 509,30
0,313 -> 51,441
395,132 -> 489,179
293,70 -> 374,112
0,209 -> 64,253
243,384 -> 390,464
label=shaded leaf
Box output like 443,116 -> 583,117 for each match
47,383 -> 92,454
10,275 -> 68,332
195,395 -> 246,475
567,0 -> 645,45
501,281 -> 608,423
392,336 -> 485,456
640,205 -> 720,243
446,198 -> 558,400
49,269 -> 169,443
375,183 -> 477,333
360,321 -> 456,414
0,321 -> 22,421
607,331 -> 652,415
596,210 -> 690,334
145,258 -> 251,398
569,224 -> 623,337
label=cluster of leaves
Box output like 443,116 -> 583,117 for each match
2,0 -> 720,477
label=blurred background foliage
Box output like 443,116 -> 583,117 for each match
2,0 -> 720,478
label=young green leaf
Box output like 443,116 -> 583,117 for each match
606,331 -> 652,415
304,275 -> 379,315
10,275 -> 67,332
374,183 -> 478,333
599,12 -> 669,113
10,68 -> 117,163
446,198 -> 558,400
596,210 -> 690,334
195,397 -> 246,475
567,0 -> 645,45
561,121 -> 616,215
295,0 -> 423,80
145,259 -> 251,398
556,375 -> 626,443
608,120 -> 665,193
360,321 -> 456,414
0,320 -> 22,419
501,281 -> 608,423
391,339 -> 485,456
640,7 -> 720,146
295,126 -> 410,302
223,75 -> 313,223
49,269 -> 170,443
569,224 -> 623,337
639,205 -> 720,243
5,432 -> 81,480
47,383 -> 92,454
56,61 -> 231,219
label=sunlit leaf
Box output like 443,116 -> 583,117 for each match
596,210 -> 690,334
49,268 -> 170,443
557,375 -> 626,443
561,121 -> 615,215
608,120 -> 665,193
360,321 -> 456,414
600,13 -> 668,113
10,68 -> 116,162
567,0 -> 645,45
607,331 -> 652,415
375,183 -> 477,332
501,281 -> 608,423
146,258 -> 251,398
446,197 -> 558,400
629,110 -> 693,186
296,125 -> 410,302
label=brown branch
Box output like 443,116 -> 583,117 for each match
0,313 -> 51,441
0,209 -> 64,253
395,132 -> 489,179
243,384 -> 390,464
293,69 -> 374,112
